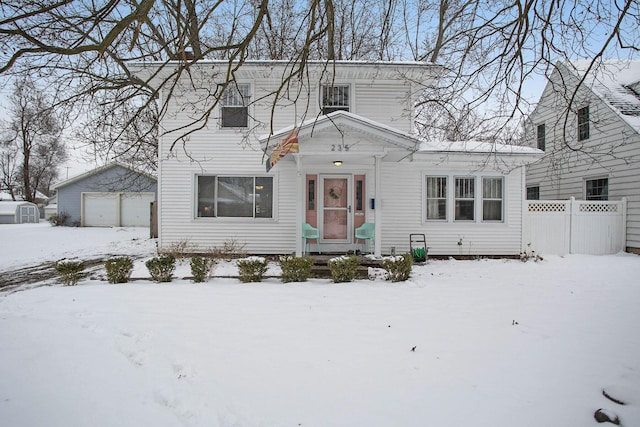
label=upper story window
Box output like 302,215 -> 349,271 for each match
425,176 -> 447,220
585,177 -> 608,201
197,175 -> 273,218
321,84 -> 350,115
536,124 -> 546,151
454,177 -> 475,221
482,177 -> 503,221
221,83 -> 251,128
578,106 -> 590,141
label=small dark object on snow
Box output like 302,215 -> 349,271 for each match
410,346 -> 416,352
594,409 -> 620,425
512,320 -> 519,325
603,389 -> 626,405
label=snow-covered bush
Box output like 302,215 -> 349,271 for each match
279,256 -> 314,283
380,253 -> 413,282
145,255 -> 176,283
105,256 -> 134,284
48,211 -> 70,227
328,255 -> 359,283
55,259 -> 85,286
237,256 -> 268,283
190,256 -> 216,283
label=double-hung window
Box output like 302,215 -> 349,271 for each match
197,175 -> 273,218
585,178 -> 608,200
426,176 -> 447,220
536,124 -> 546,151
454,177 -> 475,221
578,106 -> 590,141
221,83 -> 250,128
321,84 -> 350,114
482,177 -> 503,221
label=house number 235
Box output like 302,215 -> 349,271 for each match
331,144 -> 350,151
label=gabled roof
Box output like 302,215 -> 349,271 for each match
562,60 -> 640,133
52,162 -> 156,190
0,200 -> 37,214
259,110 -> 420,150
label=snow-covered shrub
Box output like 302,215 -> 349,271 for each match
380,253 -> 413,282
237,256 -> 268,283
55,259 -> 85,286
190,256 -> 216,283
279,256 -> 314,283
48,211 -> 70,226
328,255 -> 359,283
145,255 -> 176,283
105,256 -> 134,284
520,243 -> 543,262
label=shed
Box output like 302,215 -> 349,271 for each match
0,201 -> 40,224
52,162 -> 157,227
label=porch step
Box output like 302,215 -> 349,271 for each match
309,255 -> 381,279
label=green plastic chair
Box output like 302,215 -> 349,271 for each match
354,222 -> 375,254
302,223 -> 320,255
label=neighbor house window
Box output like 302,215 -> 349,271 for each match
455,177 -> 475,221
221,83 -> 250,128
585,178 -> 608,200
482,177 -> 503,221
321,84 -> 350,114
527,186 -> 540,200
578,106 -> 590,141
197,175 -> 273,218
537,124 -> 546,150
426,176 -> 447,220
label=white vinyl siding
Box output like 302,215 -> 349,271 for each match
525,63 -> 640,250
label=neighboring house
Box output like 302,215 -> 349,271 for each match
0,201 -> 40,224
134,60 -> 541,257
525,60 -> 640,253
52,163 -> 157,227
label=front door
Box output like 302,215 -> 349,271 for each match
320,175 -> 351,243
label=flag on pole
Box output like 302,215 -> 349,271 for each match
266,129 -> 299,172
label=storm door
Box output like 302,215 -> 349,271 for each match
320,175 -> 352,243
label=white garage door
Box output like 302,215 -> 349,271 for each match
82,192 -> 155,227
121,193 -> 155,226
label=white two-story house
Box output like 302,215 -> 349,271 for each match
525,60 -> 640,254
134,60 -> 541,257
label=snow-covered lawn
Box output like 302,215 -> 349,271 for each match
1,223 -> 639,426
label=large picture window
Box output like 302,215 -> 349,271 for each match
221,83 -> 250,128
426,176 -> 447,220
455,177 -> 475,221
321,84 -> 350,114
197,175 -> 273,218
482,177 -> 503,221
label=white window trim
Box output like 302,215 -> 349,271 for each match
219,81 -> 253,129
584,175 -> 609,201
482,176 -> 505,222
424,175 -> 448,222
421,172 -> 508,225
193,173 -> 278,222
319,81 -> 355,114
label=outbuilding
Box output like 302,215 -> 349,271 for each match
52,162 -> 157,227
0,201 -> 40,224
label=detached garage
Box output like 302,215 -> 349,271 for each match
53,163 -> 157,227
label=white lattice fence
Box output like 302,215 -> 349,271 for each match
523,197 -> 627,255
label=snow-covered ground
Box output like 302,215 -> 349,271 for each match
1,223 -> 639,427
